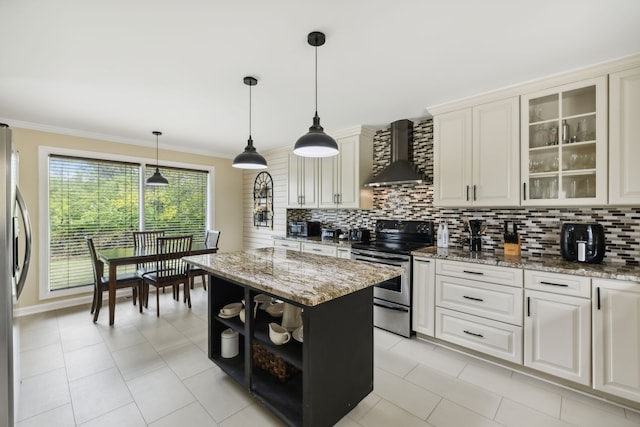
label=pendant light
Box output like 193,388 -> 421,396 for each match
293,31 -> 339,158
232,76 -> 268,169
146,131 -> 169,186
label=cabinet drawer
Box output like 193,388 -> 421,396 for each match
273,240 -> 301,251
436,275 -> 523,326
436,307 -> 523,364
301,243 -> 337,257
524,270 -> 590,298
336,248 -> 351,259
436,260 -> 523,288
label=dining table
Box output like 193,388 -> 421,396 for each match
96,242 -> 218,325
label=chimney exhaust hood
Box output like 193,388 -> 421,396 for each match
366,119 -> 424,187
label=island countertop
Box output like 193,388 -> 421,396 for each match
183,247 -> 404,307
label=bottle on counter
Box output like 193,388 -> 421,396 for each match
437,222 -> 444,247
442,221 -> 449,248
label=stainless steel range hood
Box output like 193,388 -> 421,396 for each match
366,119 -> 423,187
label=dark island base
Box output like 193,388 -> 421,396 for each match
208,273 -> 374,427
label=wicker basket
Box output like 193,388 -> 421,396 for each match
252,341 -> 299,382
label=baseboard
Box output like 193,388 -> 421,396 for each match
14,289 -> 134,317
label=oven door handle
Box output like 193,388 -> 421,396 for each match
355,257 -> 406,267
374,301 -> 409,312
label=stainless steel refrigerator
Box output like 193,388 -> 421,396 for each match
1,124 -> 32,427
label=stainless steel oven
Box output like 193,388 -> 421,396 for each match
350,220 -> 434,338
351,248 -> 412,337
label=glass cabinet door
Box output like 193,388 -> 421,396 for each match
522,76 -> 607,205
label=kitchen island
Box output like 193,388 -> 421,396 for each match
183,247 -> 403,427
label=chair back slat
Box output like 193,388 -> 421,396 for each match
155,235 -> 193,280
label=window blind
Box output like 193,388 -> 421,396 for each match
48,155 -> 140,290
144,166 -> 208,245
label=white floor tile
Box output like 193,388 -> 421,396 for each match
373,328 -> 404,350
374,346 -> 419,378
98,323 -> 147,352
159,342 -> 216,380
78,402 -> 146,427
127,366 -> 196,424
17,368 -> 71,421
218,403 -> 285,427
459,360 -> 562,417
373,367 -> 441,420
69,367 -> 133,424
137,317 -> 191,352
19,323 -> 61,352
397,342 -> 470,377
359,399 -> 434,427
111,341 -> 167,380
427,399 -> 502,427
560,396 -> 640,427
183,367 -> 253,423
59,323 -> 104,353
18,311 -> 59,334
406,363 -> 501,419
496,398 -> 575,427
16,403 -> 75,427
149,401 -> 218,427
64,342 -> 115,381
20,343 -> 65,378
626,408 -> 640,424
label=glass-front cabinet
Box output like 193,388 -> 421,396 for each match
521,76 -> 607,205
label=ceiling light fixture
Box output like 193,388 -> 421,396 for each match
146,131 -> 169,186
293,31 -> 339,158
232,76 -> 268,169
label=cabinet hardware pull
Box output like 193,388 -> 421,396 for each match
463,295 -> 484,302
337,194 -> 341,204
463,330 -> 484,338
463,270 -> 484,275
597,287 -> 601,310
466,185 -> 470,201
527,296 -> 531,317
523,182 -> 527,200
473,185 -> 477,201
540,281 -> 569,287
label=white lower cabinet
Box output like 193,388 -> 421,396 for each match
273,240 -> 301,251
412,257 -> 435,336
301,242 -> 337,257
593,278 -> 640,403
336,248 -> 351,259
436,307 -> 522,363
434,259 -> 523,363
524,289 -> 591,385
523,270 -> 591,385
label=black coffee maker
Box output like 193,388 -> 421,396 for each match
465,219 -> 485,251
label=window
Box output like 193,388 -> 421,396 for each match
144,166 -> 208,246
48,155 -> 140,291
43,150 -> 211,295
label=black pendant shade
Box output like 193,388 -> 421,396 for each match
233,76 -> 268,169
293,31 -> 339,158
146,131 -> 169,186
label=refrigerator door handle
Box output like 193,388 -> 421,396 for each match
15,187 -> 32,299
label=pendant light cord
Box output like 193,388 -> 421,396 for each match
314,43 -> 318,115
249,81 -> 252,139
155,133 -> 159,167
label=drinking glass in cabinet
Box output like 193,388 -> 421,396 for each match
529,151 -> 559,173
563,146 -> 596,171
529,94 -> 559,122
563,174 -> 595,198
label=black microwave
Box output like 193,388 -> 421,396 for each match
288,221 -> 321,237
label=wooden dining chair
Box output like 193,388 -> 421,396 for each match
140,235 -> 193,316
189,230 -> 220,291
86,237 -> 141,322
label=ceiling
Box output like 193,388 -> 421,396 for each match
1,0 -> 639,159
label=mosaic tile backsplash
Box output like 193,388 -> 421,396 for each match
288,118 -> 640,266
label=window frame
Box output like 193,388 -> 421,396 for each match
38,146 -> 215,300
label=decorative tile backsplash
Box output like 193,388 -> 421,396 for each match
288,118 -> 640,266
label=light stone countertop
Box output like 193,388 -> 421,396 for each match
183,247 -> 404,307
412,246 -> 640,283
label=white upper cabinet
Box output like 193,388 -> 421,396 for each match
317,127 -> 374,209
434,97 -> 520,207
609,66 -> 640,205
287,154 -> 318,208
521,76 -> 608,206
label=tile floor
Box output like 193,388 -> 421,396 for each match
16,287 -> 640,427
